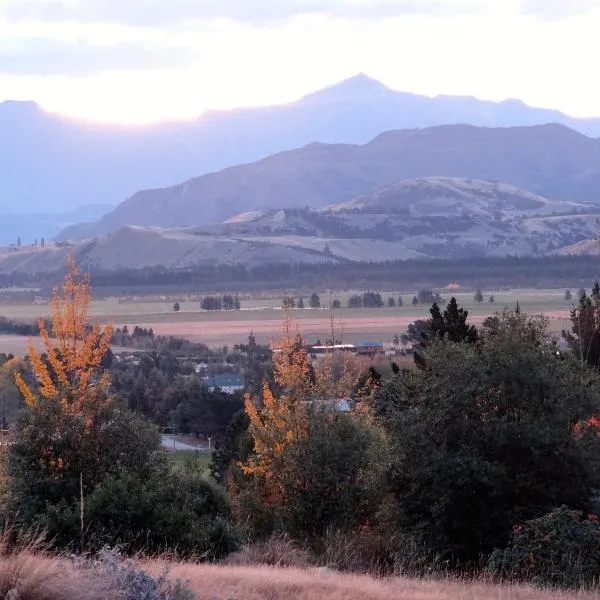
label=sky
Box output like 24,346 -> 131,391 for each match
1,0 -> 599,124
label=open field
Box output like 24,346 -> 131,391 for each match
0,288 -> 578,350
146,563 -> 600,600
166,450 -> 213,474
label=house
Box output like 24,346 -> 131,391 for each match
355,341 -> 384,356
207,374 -> 245,394
306,396 -> 353,412
194,362 -> 209,374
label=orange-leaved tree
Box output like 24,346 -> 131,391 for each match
240,311 -> 311,507
9,257 -> 115,537
15,256 -> 113,433
233,311 -> 385,539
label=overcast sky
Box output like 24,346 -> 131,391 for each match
1,0 -> 598,123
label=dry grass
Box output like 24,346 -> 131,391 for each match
149,563 -> 600,600
0,552 -> 116,600
224,534 -> 313,569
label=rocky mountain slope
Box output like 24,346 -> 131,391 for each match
7,178 -> 598,278
58,123 -> 600,240
5,72 -> 600,222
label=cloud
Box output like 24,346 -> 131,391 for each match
0,38 -> 195,76
3,0 -> 480,26
519,0 -> 598,19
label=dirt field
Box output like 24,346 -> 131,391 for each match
0,288 -> 577,350
138,311 -> 571,347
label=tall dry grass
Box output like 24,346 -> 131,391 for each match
0,552 -> 116,600
152,563 -> 600,600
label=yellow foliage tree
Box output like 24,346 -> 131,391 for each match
15,257 -> 113,434
241,311 -> 310,505
239,309 -> 377,511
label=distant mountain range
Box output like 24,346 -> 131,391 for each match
4,177 -> 597,280
0,204 -> 111,247
58,122 -> 600,240
4,72 -> 600,242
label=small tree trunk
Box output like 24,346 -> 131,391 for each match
80,471 -> 84,540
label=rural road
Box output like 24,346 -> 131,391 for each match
160,435 -> 201,451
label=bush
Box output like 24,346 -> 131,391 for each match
233,408 -> 386,542
6,407 -> 162,541
488,506 -> 600,588
225,533 -> 313,568
89,547 -> 194,600
83,466 -> 239,558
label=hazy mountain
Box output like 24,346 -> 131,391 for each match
58,123 -> 600,240
9,178 -> 598,281
0,204 -> 111,246
5,73 -> 600,217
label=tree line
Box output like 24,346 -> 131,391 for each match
3,254 -> 600,296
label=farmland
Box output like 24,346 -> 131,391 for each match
0,287 -> 577,351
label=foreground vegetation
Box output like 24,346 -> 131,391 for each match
5,259 -> 600,595
1,548 -> 596,600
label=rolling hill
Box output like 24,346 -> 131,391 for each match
58,123 -> 600,239
8,178 -> 598,280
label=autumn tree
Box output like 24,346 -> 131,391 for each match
232,313 -> 383,539
15,257 -> 114,440
7,260 -> 235,554
239,314 -> 311,507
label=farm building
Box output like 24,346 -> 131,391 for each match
355,341 -> 384,356
207,374 -> 245,394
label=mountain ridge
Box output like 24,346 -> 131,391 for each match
57,123 -> 600,240
5,72 -> 600,245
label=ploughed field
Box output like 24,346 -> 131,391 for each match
0,288 -> 576,349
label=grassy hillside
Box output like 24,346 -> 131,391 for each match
0,552 -> 595,600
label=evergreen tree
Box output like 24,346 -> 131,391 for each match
173,302 -> 180,312
564,282 -> 600,368
429,297 -> 479,344
397,296 -> 404,307
388,297 -> 396,307
223,295 -> 235,310
309,293 -> 321,309
474,289 -> 484,303
565,289 -> 572,301
283,296 -> 296,309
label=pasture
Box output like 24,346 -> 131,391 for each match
0,288 -> 577,351
167,450 -> 213,475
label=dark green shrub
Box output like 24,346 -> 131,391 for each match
84,466 -> 239,558
232,408 -> 387,542
488,506 -> 600,588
